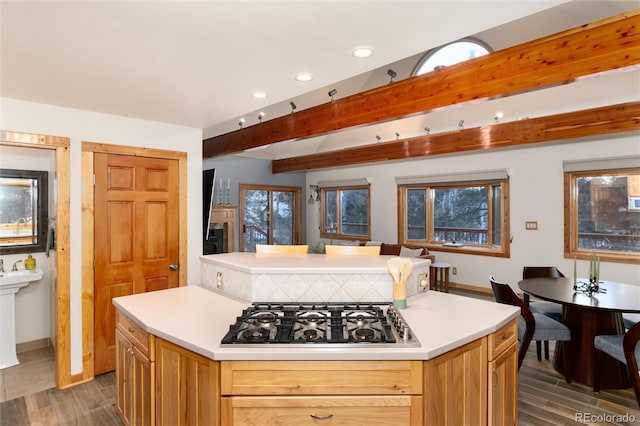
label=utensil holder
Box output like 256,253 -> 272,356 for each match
393,281 -> 407,309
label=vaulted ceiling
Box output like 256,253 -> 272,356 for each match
2,1 -> 638,162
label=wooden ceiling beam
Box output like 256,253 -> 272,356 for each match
271,102 -> 640,173
203,10 -> 640,158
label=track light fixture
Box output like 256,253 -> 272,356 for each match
424,127 -> 431,135
387,68 -> 397,83
238,118 -> 245,128
258,112 -> 265,123
376,135 -> 382,142
458,120 -> 464,129
290,101 -> 297,113
494,111 -> 504,123
395,132 -> 400,140
328,89 -> 337,101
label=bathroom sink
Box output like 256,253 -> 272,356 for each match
0,268 -> 43,289
0,268 -> 43,368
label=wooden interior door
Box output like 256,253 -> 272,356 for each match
94,153 -> 180,374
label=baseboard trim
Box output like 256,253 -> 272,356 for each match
16,337 -> 51,354
449,282 -> 493,296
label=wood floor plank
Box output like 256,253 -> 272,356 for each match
0,397 -> 29,426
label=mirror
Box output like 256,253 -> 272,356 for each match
0,169 -> 49,255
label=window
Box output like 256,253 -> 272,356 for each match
239,184 -> 302,252
398,171 -> 509,257
320,184 -> 370,241
564,158 -> 640,264
0,169 -> 49,255
413,38 -> 491,76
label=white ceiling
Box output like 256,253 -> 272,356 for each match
2,0 -> 638,160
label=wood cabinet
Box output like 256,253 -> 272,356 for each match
220,360 -> 423,425
488,320 -> 518,426
115,312 -> 155,426
155,337 -> 220,426
424,338 -> 488,425
114,304 -> 518,426
424,318 -> 518,426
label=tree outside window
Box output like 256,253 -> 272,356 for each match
320,186 -> 370,240
400,179 -> 509,257
565,170 -> 640,263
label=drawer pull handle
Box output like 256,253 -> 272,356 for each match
310,414 -> 333,420
501,334 -> 509,340
128,327 -> 135,333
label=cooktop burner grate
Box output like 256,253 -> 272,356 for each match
221,302 -> 419,347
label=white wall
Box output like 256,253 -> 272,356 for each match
0,97 -> 202,374
0,146 -> 56,345
306,135 -> 640,289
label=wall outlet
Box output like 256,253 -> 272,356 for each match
418,273 -> 429,292
452,267 -> 457,275
216,271 -> 223,289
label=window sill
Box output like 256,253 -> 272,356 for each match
426,243 -> 510,258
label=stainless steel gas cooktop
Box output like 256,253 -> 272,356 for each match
220,302 -> 420,348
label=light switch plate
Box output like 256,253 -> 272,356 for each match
525,221 -> 538,230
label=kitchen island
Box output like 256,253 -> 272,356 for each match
113,285 -> 519,425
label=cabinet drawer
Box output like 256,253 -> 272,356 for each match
116,311 -> 153,360
221,360 -> 422,396
488,319 -> 517,360
221,396 -> 423,426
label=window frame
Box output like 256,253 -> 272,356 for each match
319,184 -> 371,241
397,179 -> 510,258
412,37 -> 492,76
564,167 -> 640,264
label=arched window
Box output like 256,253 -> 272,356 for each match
413,38 -> 492,76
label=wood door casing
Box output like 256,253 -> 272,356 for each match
94,153 -> 180,374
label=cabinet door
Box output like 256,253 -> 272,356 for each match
488,342 -> 517,426
115,330 -> 132,425
155,338 -> 220,426
221,395 -> 423,426
131,344 -> 154,426
424,338 -> 488,426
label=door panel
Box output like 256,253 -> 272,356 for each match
239,185 -> 302,252
242,189 -> 269,251
94,153 -> 180,374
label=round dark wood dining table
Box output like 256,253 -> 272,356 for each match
518,277 -> 640,389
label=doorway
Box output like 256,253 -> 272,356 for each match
82,142 -> 187,379
239,184 -> 302,252
0,130 -> 71,388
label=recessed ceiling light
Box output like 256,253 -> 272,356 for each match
351,46 -> 374,58
295,73 -> 313,82
252,91 -> 267,99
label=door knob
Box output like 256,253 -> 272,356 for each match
169,264 -> 179,271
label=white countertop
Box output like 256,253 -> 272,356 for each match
113,285 -> 519,361
201,252 -> 430,274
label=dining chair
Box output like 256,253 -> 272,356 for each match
522,266 -> 565,360
324,245 -> 380,255
490,276 -> 572,379
255,244 -> 309,254
623,313 -> 640,330
593,321 -> 640,406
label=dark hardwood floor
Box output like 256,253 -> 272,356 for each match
1,289 -> 638,425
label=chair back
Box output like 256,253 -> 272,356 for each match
522,266 -> 565,279
325,245 -> 380,255
490,276 -> 535,369
623,321 -> 640,406
256,244 -> 309,254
